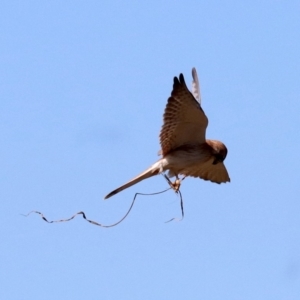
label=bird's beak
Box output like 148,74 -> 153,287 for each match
212,157 -> 223,165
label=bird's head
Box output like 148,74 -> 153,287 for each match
207,140 -> 228,165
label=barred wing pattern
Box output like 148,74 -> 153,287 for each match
180,159 -> 230,183
159,72 -> 208,156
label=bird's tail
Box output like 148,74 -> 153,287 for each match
104,161 -> 162,199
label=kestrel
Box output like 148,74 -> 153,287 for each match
104,68 -> 230,199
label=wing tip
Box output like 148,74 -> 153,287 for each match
179,73 -> 185,83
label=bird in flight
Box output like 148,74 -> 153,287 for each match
104,68 -> 230,199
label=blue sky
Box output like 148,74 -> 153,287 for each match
1,1 -> 300,299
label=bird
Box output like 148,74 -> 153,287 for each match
104,68 -> 230,199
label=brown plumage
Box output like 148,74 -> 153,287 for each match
104,68 -> 230,199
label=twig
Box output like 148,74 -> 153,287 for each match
22,187 -> 173,228
164,189 -> 184,223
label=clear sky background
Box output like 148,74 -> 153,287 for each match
1,1 -> 300,299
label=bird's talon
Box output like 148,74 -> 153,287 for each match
172,179 -> 181,193
164,174 -> 181,192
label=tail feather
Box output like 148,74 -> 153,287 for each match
104,162 -> 161,199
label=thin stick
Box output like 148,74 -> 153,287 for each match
164,189 -> 184,223
162,174 -> 186,222
22,187 -> 172,228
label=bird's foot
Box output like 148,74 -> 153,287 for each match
172,178 -> 181,193
163,175 -> 182,193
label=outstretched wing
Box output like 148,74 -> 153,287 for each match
159,69 -> 208,156
191,67 -> 201,102
180,159 -> 230,183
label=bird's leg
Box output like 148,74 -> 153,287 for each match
163,174 -> 181,193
